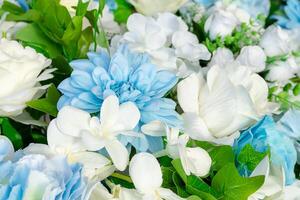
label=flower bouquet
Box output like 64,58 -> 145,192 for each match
0,0 -> 300,199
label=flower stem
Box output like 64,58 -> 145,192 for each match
111,172 -> 133,183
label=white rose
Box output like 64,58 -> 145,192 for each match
259,25 -> 292,57
128,0 -> 188,16
236,46 -> 267,73
0,39 -> 52,117
177,64 -> 275,144
204,9 -> 238,40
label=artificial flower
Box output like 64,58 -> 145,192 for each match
233,116 -> 297,185
58,44 -> 181,152
177,63 -> 274,144
51,95 -> 140,171
142,122 -> 212,177
0,136 -> 88,200
259,25 -> 293,57
129,152 -> 183,200
117,12 -> 211,76
0,13 -> 26,40
273,0 -> 300,29
236,45 -> 267,73
204,2 -> 250,40
0,39 -> 53,117
283,180 -> 300,199
234,0 -> 270,18
127,0 -> 188,16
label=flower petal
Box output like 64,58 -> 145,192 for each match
105,139 -> 129,171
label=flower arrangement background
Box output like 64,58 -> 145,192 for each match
0,0 -> 300,199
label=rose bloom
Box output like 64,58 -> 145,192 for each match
0,39 -> 53,117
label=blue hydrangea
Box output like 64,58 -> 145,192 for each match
0,136 -> 87,200
57,45 -> 181,152
233,116 -> 297,185
273,0 -> 300,29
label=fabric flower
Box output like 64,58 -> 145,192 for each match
233,116 -> 297,185
129,152 -> 183,200
142,122 -> 212,176
273,0 -> 300,29
259,25 -> 293,57
177,64 -> 275,145
235,0 -> 270,18
0,136 -> 88,200
115,13 -> 210,77
58,45 -> 181,152
204,2 -> 250,40
53,95 -> 140,171
0,39 -> 53,117
127,0 -> 188,16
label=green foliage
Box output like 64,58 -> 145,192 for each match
0,118 -> 23,149
212,164 -> 264,200
26,84 -> 60,117
113,0 -> 134,24
237,144 -> 269,173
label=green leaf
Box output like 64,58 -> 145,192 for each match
31,132 -> 47,144
113,0 -> 133,23
77,26 -> 93,58
1,118 -> 23,149
237,144 -> 269,173
62,16 -> 83,60
32,0 -> 72,43
15,23 -> 62,58
161,167 -> 175,188
212,163 -> 264,200
2,0 -> 24,14
26,85 -> 60,117
293,84 -> 300,96
209,145 -> 235,172
6,9 -> 40,22
173,172 -> 190,197
172,159 -> 187,184
186,176 -> 220,199
187,196 -> 203,200
76,0 -> 90,16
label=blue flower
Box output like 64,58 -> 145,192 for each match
57,45 -> 181,152
237,0 -> 270,18
105,0 -> 118,10
273,0 -> 300,29
233,116 -> 297,185
193,0 -> 216,8
0,136 -> 87,200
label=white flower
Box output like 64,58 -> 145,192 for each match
142,122 -> 212,177
236,46 -> 267,73
266,57 -> 300,84
208,47 -> 234,68
119,12 -> 210,76
248,157 -> 285,200
259,25 -> 292,57
204,2 -> 250,40
44,95 -> 140,171
129,152 -> 183,200
284,180 -> 300,200
204,9 -> 238,40
177,65 -> 275,144
101,6 -> 122,36
0,39 -> 53,117
0,13 -> 26,40
128,0 -> 188,16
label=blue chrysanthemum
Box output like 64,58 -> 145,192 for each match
233,116 -> 297,185
0,136 -> 86,200
57,45 -> 181,152
273,0 -> 300,29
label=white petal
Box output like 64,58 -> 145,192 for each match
105,139 -> 129,171
141,120 -> 166,137
23,144 -> 54,158
158,188 -> 183,200
116,101 -> 140,131
129,152 -> 162,194
69,151 -> 113,179
80,130 -> 106,151
177,73 -> 201,113
100,95 -> 119,130
127,13 -> 147,34
182,112 -> 213,141
56,106 -> 91,137
47,119 -> 86,152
